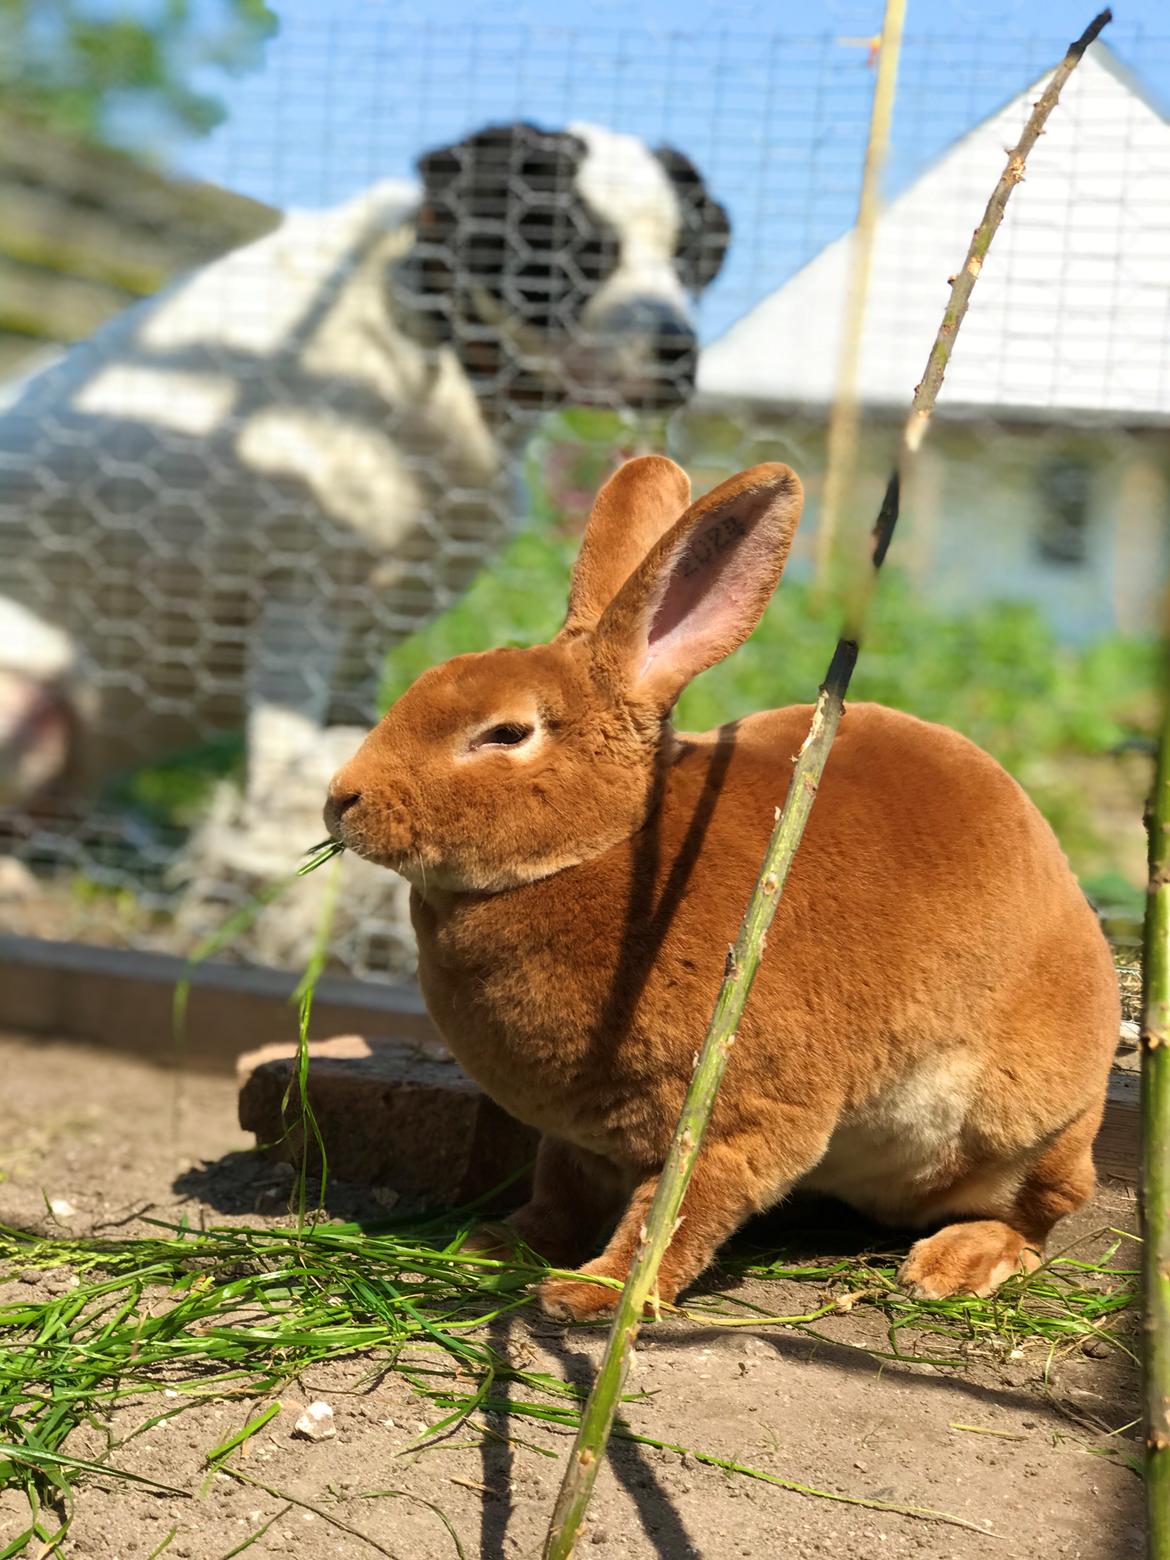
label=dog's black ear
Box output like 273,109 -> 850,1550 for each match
416,121 -> 583,204
396,121 -> 588,345
655,145 -> 731,293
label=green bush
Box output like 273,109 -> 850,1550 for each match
377,503 -> 1157,919
378,520 -> 1155,762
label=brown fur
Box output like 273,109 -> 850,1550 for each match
325,457 -> 1119,1320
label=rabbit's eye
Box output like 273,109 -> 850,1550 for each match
473,721 -> 534,750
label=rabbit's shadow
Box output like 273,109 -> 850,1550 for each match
172,1146 -> 890,1254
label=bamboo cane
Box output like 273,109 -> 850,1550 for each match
815,0 -> 906,591
542,12 -> 1113,1559
1143,646 -> 1170,1552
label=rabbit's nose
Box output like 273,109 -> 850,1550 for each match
323,785 -> 361,836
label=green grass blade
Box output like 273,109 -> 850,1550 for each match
204,1401 -> 281,1464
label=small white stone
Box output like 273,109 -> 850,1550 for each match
0,859 -> 38,900
292,1401 -> 336,1441
48,1198 -> 77,1219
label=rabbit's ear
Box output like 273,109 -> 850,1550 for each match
562,456 -> 692,634
592,463 -> 803,709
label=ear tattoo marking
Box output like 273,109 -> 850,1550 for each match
680,513 -> 746,578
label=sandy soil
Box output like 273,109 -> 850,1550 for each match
0,1031 -> 1144,1560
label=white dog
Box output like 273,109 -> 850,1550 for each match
0,121 -> 729,970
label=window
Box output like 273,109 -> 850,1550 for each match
1035,459 -> 1093,566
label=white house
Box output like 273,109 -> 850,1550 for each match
692,43 -> 1170,641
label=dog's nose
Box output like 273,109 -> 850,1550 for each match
652,315 -> 694,358
653,317 -> 697,377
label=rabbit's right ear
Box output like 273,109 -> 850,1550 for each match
561,456 -> 692,635
591,463 -> 803,711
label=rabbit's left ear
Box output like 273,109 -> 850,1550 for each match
591,463 -> 803,710
561,456 -> 692,635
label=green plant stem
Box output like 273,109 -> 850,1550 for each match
286,851 -> 343,1228
204,1401 -> 281,1464
543,14 -> 1111,1559
1144,649 -> 1170,1553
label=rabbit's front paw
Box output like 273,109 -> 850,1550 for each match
538,1262 -> 626,1322
900,1220 -> 1041,1299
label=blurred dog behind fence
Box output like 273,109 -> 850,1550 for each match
0,120 -> 730,972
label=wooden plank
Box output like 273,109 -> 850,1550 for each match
0,934 -> 437,1075
0,113 -> 276,244
0,109 -> 278,376
0,183 -> 174,295
0,255 -> 132,342
1097,1065 -> 1139,1184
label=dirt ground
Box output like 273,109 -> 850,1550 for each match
0,1031 -> 1144,1560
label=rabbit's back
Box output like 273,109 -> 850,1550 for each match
412,699 -> 1117,1175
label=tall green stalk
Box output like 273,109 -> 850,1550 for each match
543,12 -> 1113,1558
1144,650 -> 1170,1553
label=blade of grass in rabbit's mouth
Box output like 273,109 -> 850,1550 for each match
298,839 -> 346,875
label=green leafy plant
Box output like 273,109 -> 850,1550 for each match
0,0 -> 277,149
377,507 -> 1157,907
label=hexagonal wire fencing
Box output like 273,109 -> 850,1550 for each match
1,8 -> 1167,987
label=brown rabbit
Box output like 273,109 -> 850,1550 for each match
324,456 -> 1119,1321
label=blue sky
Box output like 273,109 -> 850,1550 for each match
172,1 -> 1170,341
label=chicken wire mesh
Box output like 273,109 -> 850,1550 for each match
1,10 -> 1167,983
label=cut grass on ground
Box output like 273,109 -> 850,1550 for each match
0,1215 -> 1140,1557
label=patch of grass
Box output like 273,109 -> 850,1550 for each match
171,844 -> 342,1220
0,1218 -> 555,1555
0,1216 -> 1139,1554
104,732 -> 246,833
720,1230 -> 1139,1370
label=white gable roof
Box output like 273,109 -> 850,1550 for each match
698,46 -> 1170,422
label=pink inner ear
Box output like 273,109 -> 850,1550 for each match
644,508 -> 755,672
